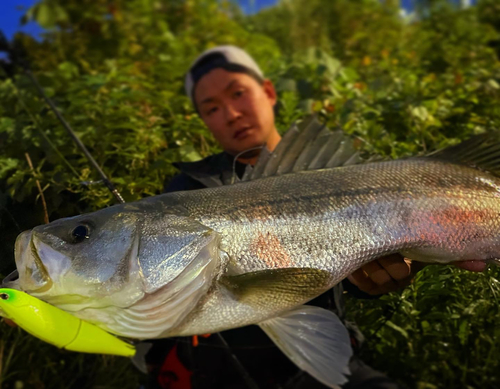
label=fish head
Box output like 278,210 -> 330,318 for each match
13,201 -> 224,338
14,205 -> 143,307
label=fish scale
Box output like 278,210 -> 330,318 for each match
179,159 -> 500,270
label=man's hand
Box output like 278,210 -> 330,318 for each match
348,254 -> 424,295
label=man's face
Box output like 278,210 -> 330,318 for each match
194,68 -> 279,156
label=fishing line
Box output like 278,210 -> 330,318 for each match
0,32 -> 124,204
282,370 -> 306,389
214,333 -> 260,389
0,206 -> 22,234
231,145 -> 265,184
22,68 -> 125,204
0,204 -> 21,286
0,69 -> 82,180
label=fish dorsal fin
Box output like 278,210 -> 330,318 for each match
425,131 -> 500,176
242,116 -> 363,182
259,306 -> 352,388
250,122 -> 302,180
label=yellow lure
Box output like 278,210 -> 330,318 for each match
0,288 -> 136,357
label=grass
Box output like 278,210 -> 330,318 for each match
0,323 -> 142,389
345,264 -> 500,389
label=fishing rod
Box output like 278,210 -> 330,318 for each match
0,31 -> 126,287
0,31 -> 125,204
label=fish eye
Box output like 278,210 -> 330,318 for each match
71,225 -> 90,243
0,293 -> 9,300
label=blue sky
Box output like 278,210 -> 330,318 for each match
1,0 -> 41,40
0,0 -> 419,41
239,0 -> 415,14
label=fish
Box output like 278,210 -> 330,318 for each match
4,117 -> 500,388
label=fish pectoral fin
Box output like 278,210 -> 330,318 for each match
258,306 -> 352,389
220,268 -> 333,306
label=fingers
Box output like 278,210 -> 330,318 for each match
378,255 -> 411,281
347,265 -> 397,296
348,269 -> 378,294
363,260 -> 400,288
348,254 -> 423,296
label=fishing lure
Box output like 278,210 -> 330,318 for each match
0,288 -> 135,357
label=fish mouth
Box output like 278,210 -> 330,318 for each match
29,239 -> 53,292
1,269 -> 19,288
15,231 -> 53,293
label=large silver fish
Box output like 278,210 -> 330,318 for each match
6,118 -> 500,388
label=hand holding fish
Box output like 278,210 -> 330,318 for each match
349,252 -> 489,296
348,254 -> 418,295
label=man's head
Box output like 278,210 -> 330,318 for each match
185,46 -> 281,161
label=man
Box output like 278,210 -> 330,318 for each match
169,45 -> 415,295
146,46 -> 415,389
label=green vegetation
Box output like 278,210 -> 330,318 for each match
1,0 -> 500,388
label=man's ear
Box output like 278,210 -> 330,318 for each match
262,79 -> 277,106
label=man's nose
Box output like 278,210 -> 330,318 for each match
224,103 -> 242,124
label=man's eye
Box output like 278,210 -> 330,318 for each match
234,89 -> 244,98
206,107 -> 218,116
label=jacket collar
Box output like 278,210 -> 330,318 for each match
173,152 -> 241,187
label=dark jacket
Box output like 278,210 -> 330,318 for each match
164,152 -> 247,192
